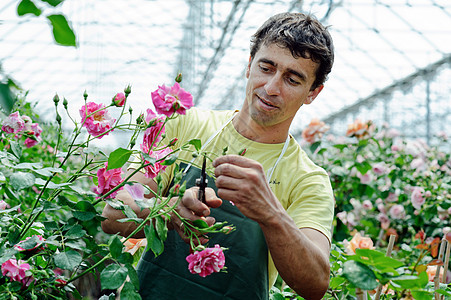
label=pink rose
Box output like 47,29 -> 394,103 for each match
186,244 -> 226,277
0,200 -> 8,210
95,163 -> 124,199
386,192 -> 398,202
362,200 -> 373,210
389,204 -> 405,220
1,259 -> 33,287
140,116 -> 166,154
24,137 -> 38,148
151,82 -> 193,117
357,172 -> 373,185
145,108 -> 158,124
112,92 -> 126,107
372,163 -> 386,175
391,145 -> 399,152
1,112 -> 25,134
15,235 -> 46,252
411,186 -> 425,210
377,213 -> 390,229
142,148 -> 172,179
79,102 -> 115,138
124,183 -> 145,200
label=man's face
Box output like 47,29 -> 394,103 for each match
243,43 -> 323,130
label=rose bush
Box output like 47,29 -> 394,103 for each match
270,119 -> 451,299
0,78 -> 234,299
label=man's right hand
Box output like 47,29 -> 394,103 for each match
168,187 -> 222,244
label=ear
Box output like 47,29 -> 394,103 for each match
245,56 -> 252,79
305,85 -> 324,105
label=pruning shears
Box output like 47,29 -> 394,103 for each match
195,156 -> 207,203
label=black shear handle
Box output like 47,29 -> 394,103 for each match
195,156 -> 207,203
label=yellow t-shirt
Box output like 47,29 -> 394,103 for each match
149,107 -> 334,287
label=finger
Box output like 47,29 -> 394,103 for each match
182,188 -> 211,217
215,174 -> 242,192
204,187 -> 222,209
214,161 -> 247,180
213,154 -> 259,168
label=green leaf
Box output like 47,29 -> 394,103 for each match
144,224 -> 163,257
17,0 -> 42,16
17,235 -> 43,250
109,235 -> 123,259
309,141 -> 321,153
7,228 -> 21,245
342,260 -> 378,290
119,281 -> 141,300
410,290 -> 433,300
391,272 -> 428,289
53,250 -> 82,270
41,0 -> 64,7
353,249 -> 403,272
117,252 -> 134,265
10,140 -> 22,158
108,148 -> 133,170
33,167 -> 63,177
124,205 -> 138,219
333,144 -> 348,151
355,161 -> 372,175
192,219 -> 209,229
10,172 -> 35,190
47,14 -> 77,47
13,162 -> 43,170
0,83 -> 16,114
73,210 -> 96,221
125,264 -> 140,289
160,153 -> 178,166
329,276 -> 346,289
105,199 -> 126,210
188,139 -> 202,151
155,216 -> 168,241
65,224 -> 86,239
100,264 -> 128,290
34,178 -> 71,189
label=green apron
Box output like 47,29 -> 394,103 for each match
137,163 -> 269,299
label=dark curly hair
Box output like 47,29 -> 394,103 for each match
250,12 -> 334,90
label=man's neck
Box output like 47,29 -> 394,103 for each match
232,111 -> 289,144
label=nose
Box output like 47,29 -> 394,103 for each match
264,74 -> 281,96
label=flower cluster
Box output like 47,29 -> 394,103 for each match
1,111 -> 43,147
0,79 -> 232,299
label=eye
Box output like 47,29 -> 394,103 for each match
259,65 -> 270,72
287,77 -> 301,85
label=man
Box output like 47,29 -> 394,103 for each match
102,12 -> 334,300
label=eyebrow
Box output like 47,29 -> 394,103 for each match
258,58 -> 307,82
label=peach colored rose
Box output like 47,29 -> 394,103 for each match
346,119 -> 375,140
426,265 -> 445,282
123,238 -> 147,255
301,118 -> 330,144
344,232 -> 375,255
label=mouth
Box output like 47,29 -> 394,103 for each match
257,94 -> 278,109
